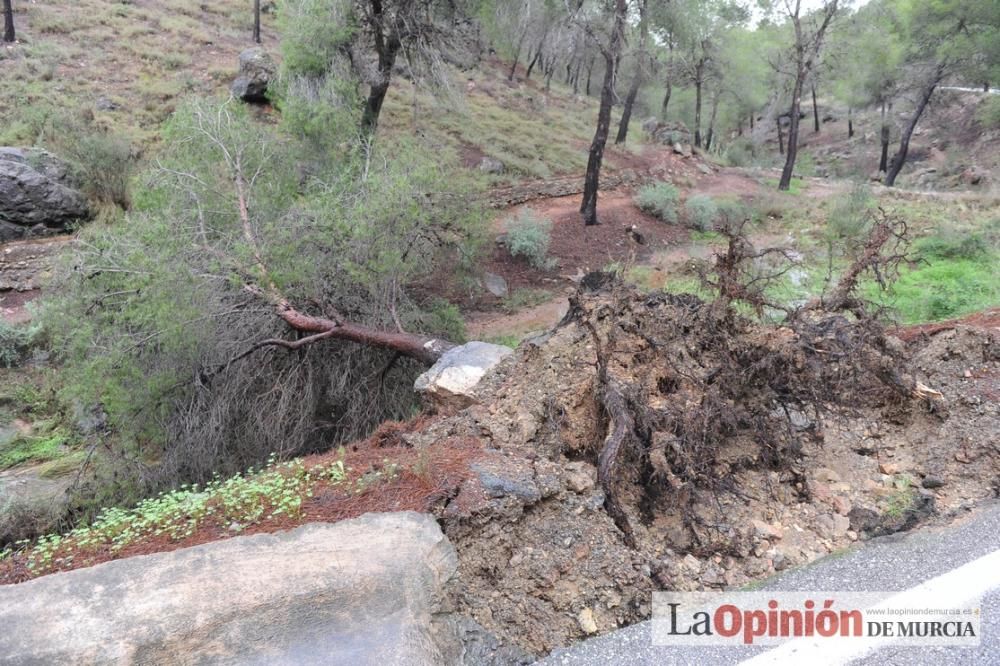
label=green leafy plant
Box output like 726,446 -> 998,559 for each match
3,455 -> 351,573
634,182 -> 680,224
0,322 -> 39,368
684,194 -> 719,231
505,208 -> 554,269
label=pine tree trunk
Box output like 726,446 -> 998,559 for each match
361,35 -> 401,134
812,84 -> 820,132
885,77 -> 939,187
778,75 -> 804,190
585,56 -> 595,96
693,74 -> 703,148
581,0 -> 626,226
777,118 -> 785,156
848,107 -> 854,138
615,71 -> 642,144
253,0 -> 261,43
705,93 -> 719,151
879,101 -> 890,172
2,0 -> 14,43
661,81 -> 672,120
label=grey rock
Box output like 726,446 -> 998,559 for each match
230,48 -> 276,103
478,157 -> 505,175
414,341 -> 513,411
483,271 -> 509,298
0,513 -> 461,665
95,96 -> 118,112
473,462 -> 541,504
435,615 -> 535,666
0,148 -> 90,241
921,475 -> 946,489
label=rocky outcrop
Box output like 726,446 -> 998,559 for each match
0,148 -> 90,242
641,118 -> 693,148
415,341 -> 513,411
230,48 -> 276,103
0,513 -> 460,665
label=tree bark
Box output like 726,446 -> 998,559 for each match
661,81 -> 672,120
2,0 -> 14,43
614,0 -> 647,145
848,107 -> 853,138
811,84 -> 820,132
272,299 -> 453,366
778,0 -> 837,191
580,0 -> 626,226
879,101 -> 890,172
705,92 -> 719,152
615,71 -> 642,144
777,117 -> 785,155
693,63 -> 704,148
253,0 -> 261,43
778,76 -> 803,190
885,74 -> 940,187
360,0 -> 402,134
525,38 -> 543,79
508,26 -> 529,82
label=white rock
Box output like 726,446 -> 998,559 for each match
414,341 -> 513,411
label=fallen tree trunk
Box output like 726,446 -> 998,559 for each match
274,299 -> 455,365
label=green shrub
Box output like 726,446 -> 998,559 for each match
827,182 -> 874,248
45,114 -> 136,211
915,232 -> 990,261
505,208 -> 554,269
976,96 -> 1000,129
634,182 -> 680,224
0,322 -> 39,368
684,194 -> 719,231
277,0 -> 356,78
724,138 -> 754,167
715,197 -> 749,231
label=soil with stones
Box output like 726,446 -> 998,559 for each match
402,282 -> 1000,659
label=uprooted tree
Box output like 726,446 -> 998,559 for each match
566,211 -> 938,547
43,99 -> 480,506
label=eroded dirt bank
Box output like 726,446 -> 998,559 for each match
405,281 -> 1000,658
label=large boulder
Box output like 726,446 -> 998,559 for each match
0,512 -> 461,665
415,341 -> 513,411
643,119 -> 693,147
0,148 -> 90,242
230,48 -> 276,103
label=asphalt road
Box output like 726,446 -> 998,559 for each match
537,502 -> 1000,666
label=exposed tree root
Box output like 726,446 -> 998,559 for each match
567,211 -> 940,546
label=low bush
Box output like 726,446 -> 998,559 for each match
724,138 -> 754,167
915,231 -> 990,261
715,197 -> 749,232
505,208 -> 554,269
684,194 -> 719,231
45,114 -> 136,211
0,322 -> 40,369
634,182 -> 680,224
976,96 -> 1000,129
827,182 -> 874,250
